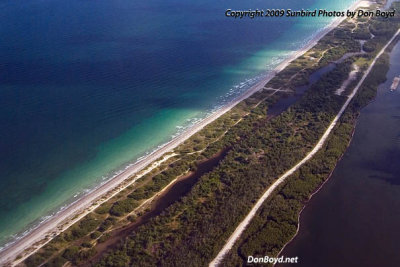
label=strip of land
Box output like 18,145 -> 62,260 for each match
0,0 -> 367,265
209,27 -> 400,267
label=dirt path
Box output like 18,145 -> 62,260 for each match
209,28 -> 400,267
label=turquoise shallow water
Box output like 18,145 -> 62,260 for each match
0,0 -> 356,248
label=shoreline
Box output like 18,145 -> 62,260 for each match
210,2 -> 399,265
274,127 -> 357,264
276,35 -> 399,261
276,39 -> 400,266
0,1 -> 364,265
276,1 -> 398,261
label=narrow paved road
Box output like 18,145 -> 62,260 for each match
209,28 -> 400,267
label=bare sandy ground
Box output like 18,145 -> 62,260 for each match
209,26 -> 400,267
336,64 -> 360,95
0,1 -> 372,265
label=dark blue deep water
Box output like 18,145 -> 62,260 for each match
0,0 -> 355,248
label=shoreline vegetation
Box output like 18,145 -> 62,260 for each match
0,0 -> 362,264
210,25 -> 398,264
1,0 -> 399,266
219,12 -> 400,266
0,6 -> 350,263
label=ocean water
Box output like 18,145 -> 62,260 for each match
0,0 -> 356,248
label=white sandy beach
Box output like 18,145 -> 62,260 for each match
0,1 -> 368,265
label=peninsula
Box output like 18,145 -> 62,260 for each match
1,0 -> 399,266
